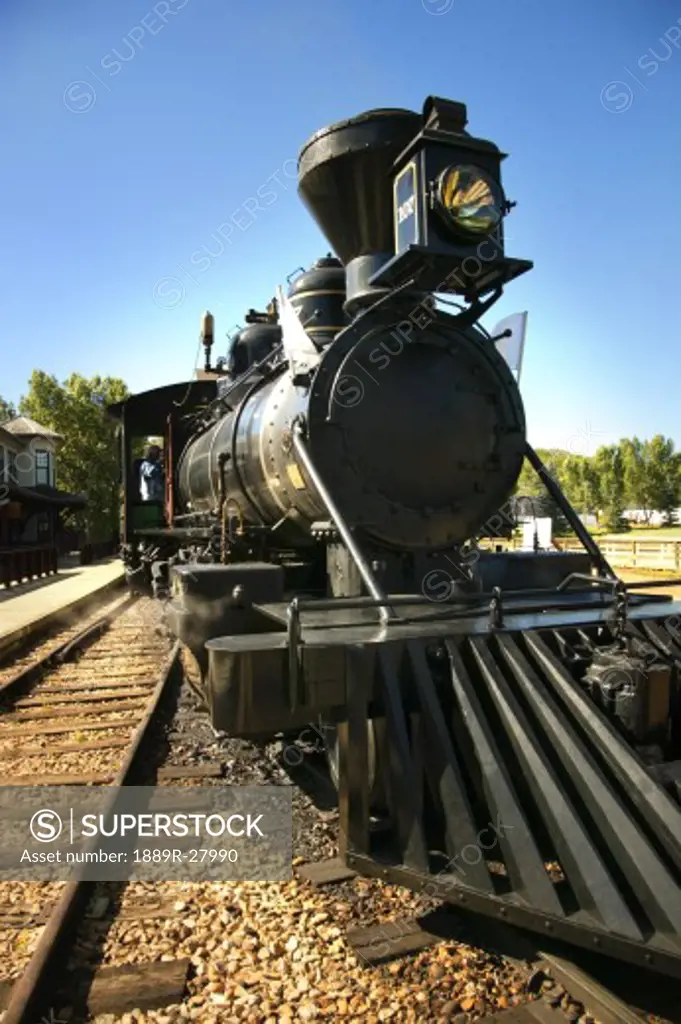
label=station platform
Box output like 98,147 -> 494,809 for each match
0,558 -> 125,657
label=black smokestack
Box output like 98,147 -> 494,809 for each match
297,108 -> 421,312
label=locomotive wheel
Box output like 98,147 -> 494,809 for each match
321,717 -> 387,810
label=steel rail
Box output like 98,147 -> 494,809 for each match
537,949 -> 646,1024
1,627 -> 180,1024
0,591 -> 136,702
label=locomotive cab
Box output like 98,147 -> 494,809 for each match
108,379 -> 218,592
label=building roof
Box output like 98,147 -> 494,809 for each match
2,416 -> 62,440
0,425 -> 20,447
5,483 -> 87,509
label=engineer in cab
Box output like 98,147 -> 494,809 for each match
139,444 -> 164,502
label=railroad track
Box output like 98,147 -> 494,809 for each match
0,596 -> 180,1023
277,732 -> 681,1024
0,591 -> 134,696
1,612 -> 678,1023
291,851 -> 681,1024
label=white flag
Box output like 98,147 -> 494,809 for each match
490,311 -> 527,381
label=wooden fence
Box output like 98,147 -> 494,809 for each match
554,536 -> 681,571
0,546 -> 58,588
491,536 -> 681,571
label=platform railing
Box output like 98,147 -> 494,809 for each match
0,545 -> 59,588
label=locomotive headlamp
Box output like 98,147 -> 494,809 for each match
367,96 -> 532,301
436,165 -> 504,239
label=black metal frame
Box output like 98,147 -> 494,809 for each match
282,586 -> 677,713
336,623 -> 681,977
280,421 -> 681,975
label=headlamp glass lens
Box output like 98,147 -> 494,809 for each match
438,165 -> 503,237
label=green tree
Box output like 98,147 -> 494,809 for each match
0,396 -> 16,424
515,456 -> 542,499
593,444 -> 628,532
515,448 -> 563,497
620,435 -> 681,523
620,437 -> 653,520
646,435 -> 681,524
579,458 -> 602,519
514,449 -> 570,533
19,372 -> 129,542
560,454 -> 602,518
560,454 -> 584,510
514,435 -> 681,535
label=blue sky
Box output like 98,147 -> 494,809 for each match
1,0 -> 680,452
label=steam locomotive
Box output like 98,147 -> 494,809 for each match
110,97 -> 681,976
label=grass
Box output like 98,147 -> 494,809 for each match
511,523 -> 681,542
597,525 -> 681,540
